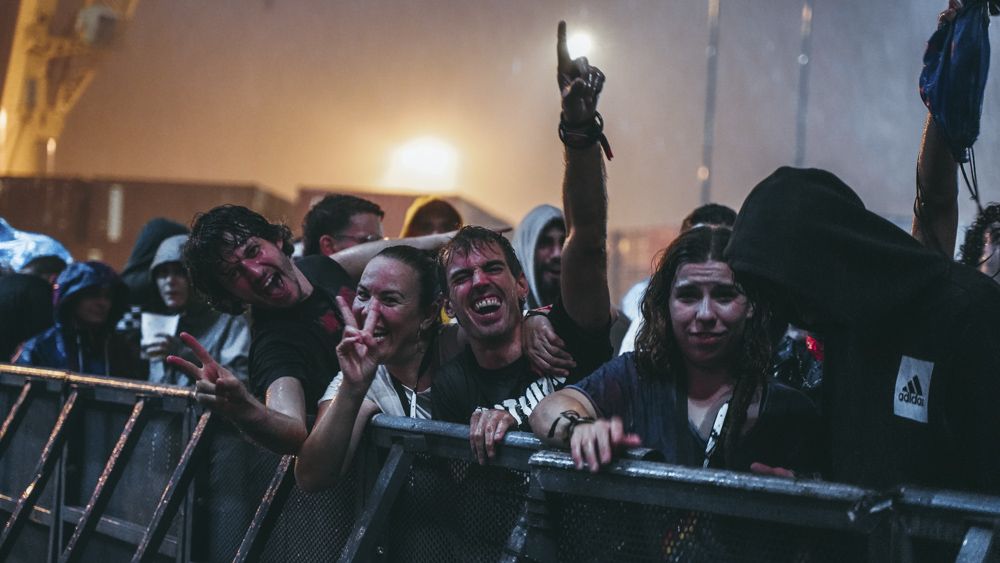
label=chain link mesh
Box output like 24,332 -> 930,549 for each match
549,493 -> 869,563
383,454 -> 529,562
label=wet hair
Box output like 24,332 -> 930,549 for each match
184,205 -> 293,314
959,203 -> 1000,272
20,255 -> 68,279
374,245 -> 443,313
437,226 -> 523,290
680,203 -> 737,232
302,195 -> 384,256
634,226 -> 772,468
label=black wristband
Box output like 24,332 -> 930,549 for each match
559,112 -> 613,159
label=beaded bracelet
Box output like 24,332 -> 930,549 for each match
547,409 -> 596,444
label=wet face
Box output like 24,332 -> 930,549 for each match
534,223 -> 565,303
329,212 -> 384,254
74,286 -> 113,328
979,222 -> 1000,283
669,261 -> 750,371
216,236 -> 306,310
445,243 -> 528,343
154,262 -> 191,312
353,256 -> 433,363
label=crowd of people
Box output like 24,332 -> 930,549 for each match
3,15 -> 1000,508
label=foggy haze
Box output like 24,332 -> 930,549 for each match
55,0 -> 1000,231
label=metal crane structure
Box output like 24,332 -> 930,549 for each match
0,0 -> 138,175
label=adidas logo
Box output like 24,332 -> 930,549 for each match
897,375 -> 925,407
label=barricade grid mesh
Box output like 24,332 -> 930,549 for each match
196,422 -> 284,562
0,390 -> 59,497
549,493 -> 869,563
383,454 -> 529,562
257,463 -> 359,562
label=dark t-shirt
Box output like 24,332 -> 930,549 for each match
570,353 -> 822,473
432,299 -> 612,426
249,255 -> 354,411
432,347 -> 535,424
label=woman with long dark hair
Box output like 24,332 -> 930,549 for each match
530,226 -> 819,474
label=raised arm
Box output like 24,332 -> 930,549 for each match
912,2 -> 964,256
331,232 -> 453,281
913,113 -> 959,256
167,332 -> 308,454
556,21 -> 611,331
296,297 -> 382,491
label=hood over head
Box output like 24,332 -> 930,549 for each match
150,234 -> 189,274
121,218 -> 188,308
726,167 -> 950,330
511,204 -> 564,309
54,261 -> 129,329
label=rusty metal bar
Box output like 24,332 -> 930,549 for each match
130,410 -> 212,563
60,398 -> 151,563
232,454 -> 296,563
0,364 -> 195,399
0,380 -> 35,456
0,388 -> 80,561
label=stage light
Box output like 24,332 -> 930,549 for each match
567,32 -> 593,59
383,136 -> 458,192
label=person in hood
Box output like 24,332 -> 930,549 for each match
512,204 -> 565,310
120,218 -> 189,312
15,261 -> 142,378
399,196 -> 463,238
143,234 -> 250,386
726,167 -> 1000,493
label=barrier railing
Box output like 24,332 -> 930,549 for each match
1,364 -> 998,562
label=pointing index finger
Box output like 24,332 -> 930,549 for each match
557,21 -> 572,71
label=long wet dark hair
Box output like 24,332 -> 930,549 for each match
634,226 -> 773,467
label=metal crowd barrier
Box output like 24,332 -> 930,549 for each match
1,363 -> 999,562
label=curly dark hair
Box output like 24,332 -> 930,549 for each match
634,226 -> 774,468
302,194 -> 384,256
183,205 -> 294,314
959,203 -> 1000,272
437,226 -> 523,291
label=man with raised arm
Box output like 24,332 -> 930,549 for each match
167,205 -> 450,454
432,21 -> 613,464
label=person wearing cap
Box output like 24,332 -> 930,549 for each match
143,234 -> 250,386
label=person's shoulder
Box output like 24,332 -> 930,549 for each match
297,254 -> 351,285
436,347 -> 478,384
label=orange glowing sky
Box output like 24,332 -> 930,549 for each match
56,0 -> 1000,230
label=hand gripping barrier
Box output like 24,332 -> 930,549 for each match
1,364 -> 999,562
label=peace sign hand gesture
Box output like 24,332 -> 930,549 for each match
334,296 -> 381,394
167,332 -> 259,422
557,21 -> 605,126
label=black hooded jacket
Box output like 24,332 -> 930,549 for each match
121,218 -> 189,311
727,167 -> 1000,493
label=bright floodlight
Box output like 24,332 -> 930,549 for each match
567,32 -> 593,59
383,136 -> 458,192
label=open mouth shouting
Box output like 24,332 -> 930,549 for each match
472,295 -> 503,317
